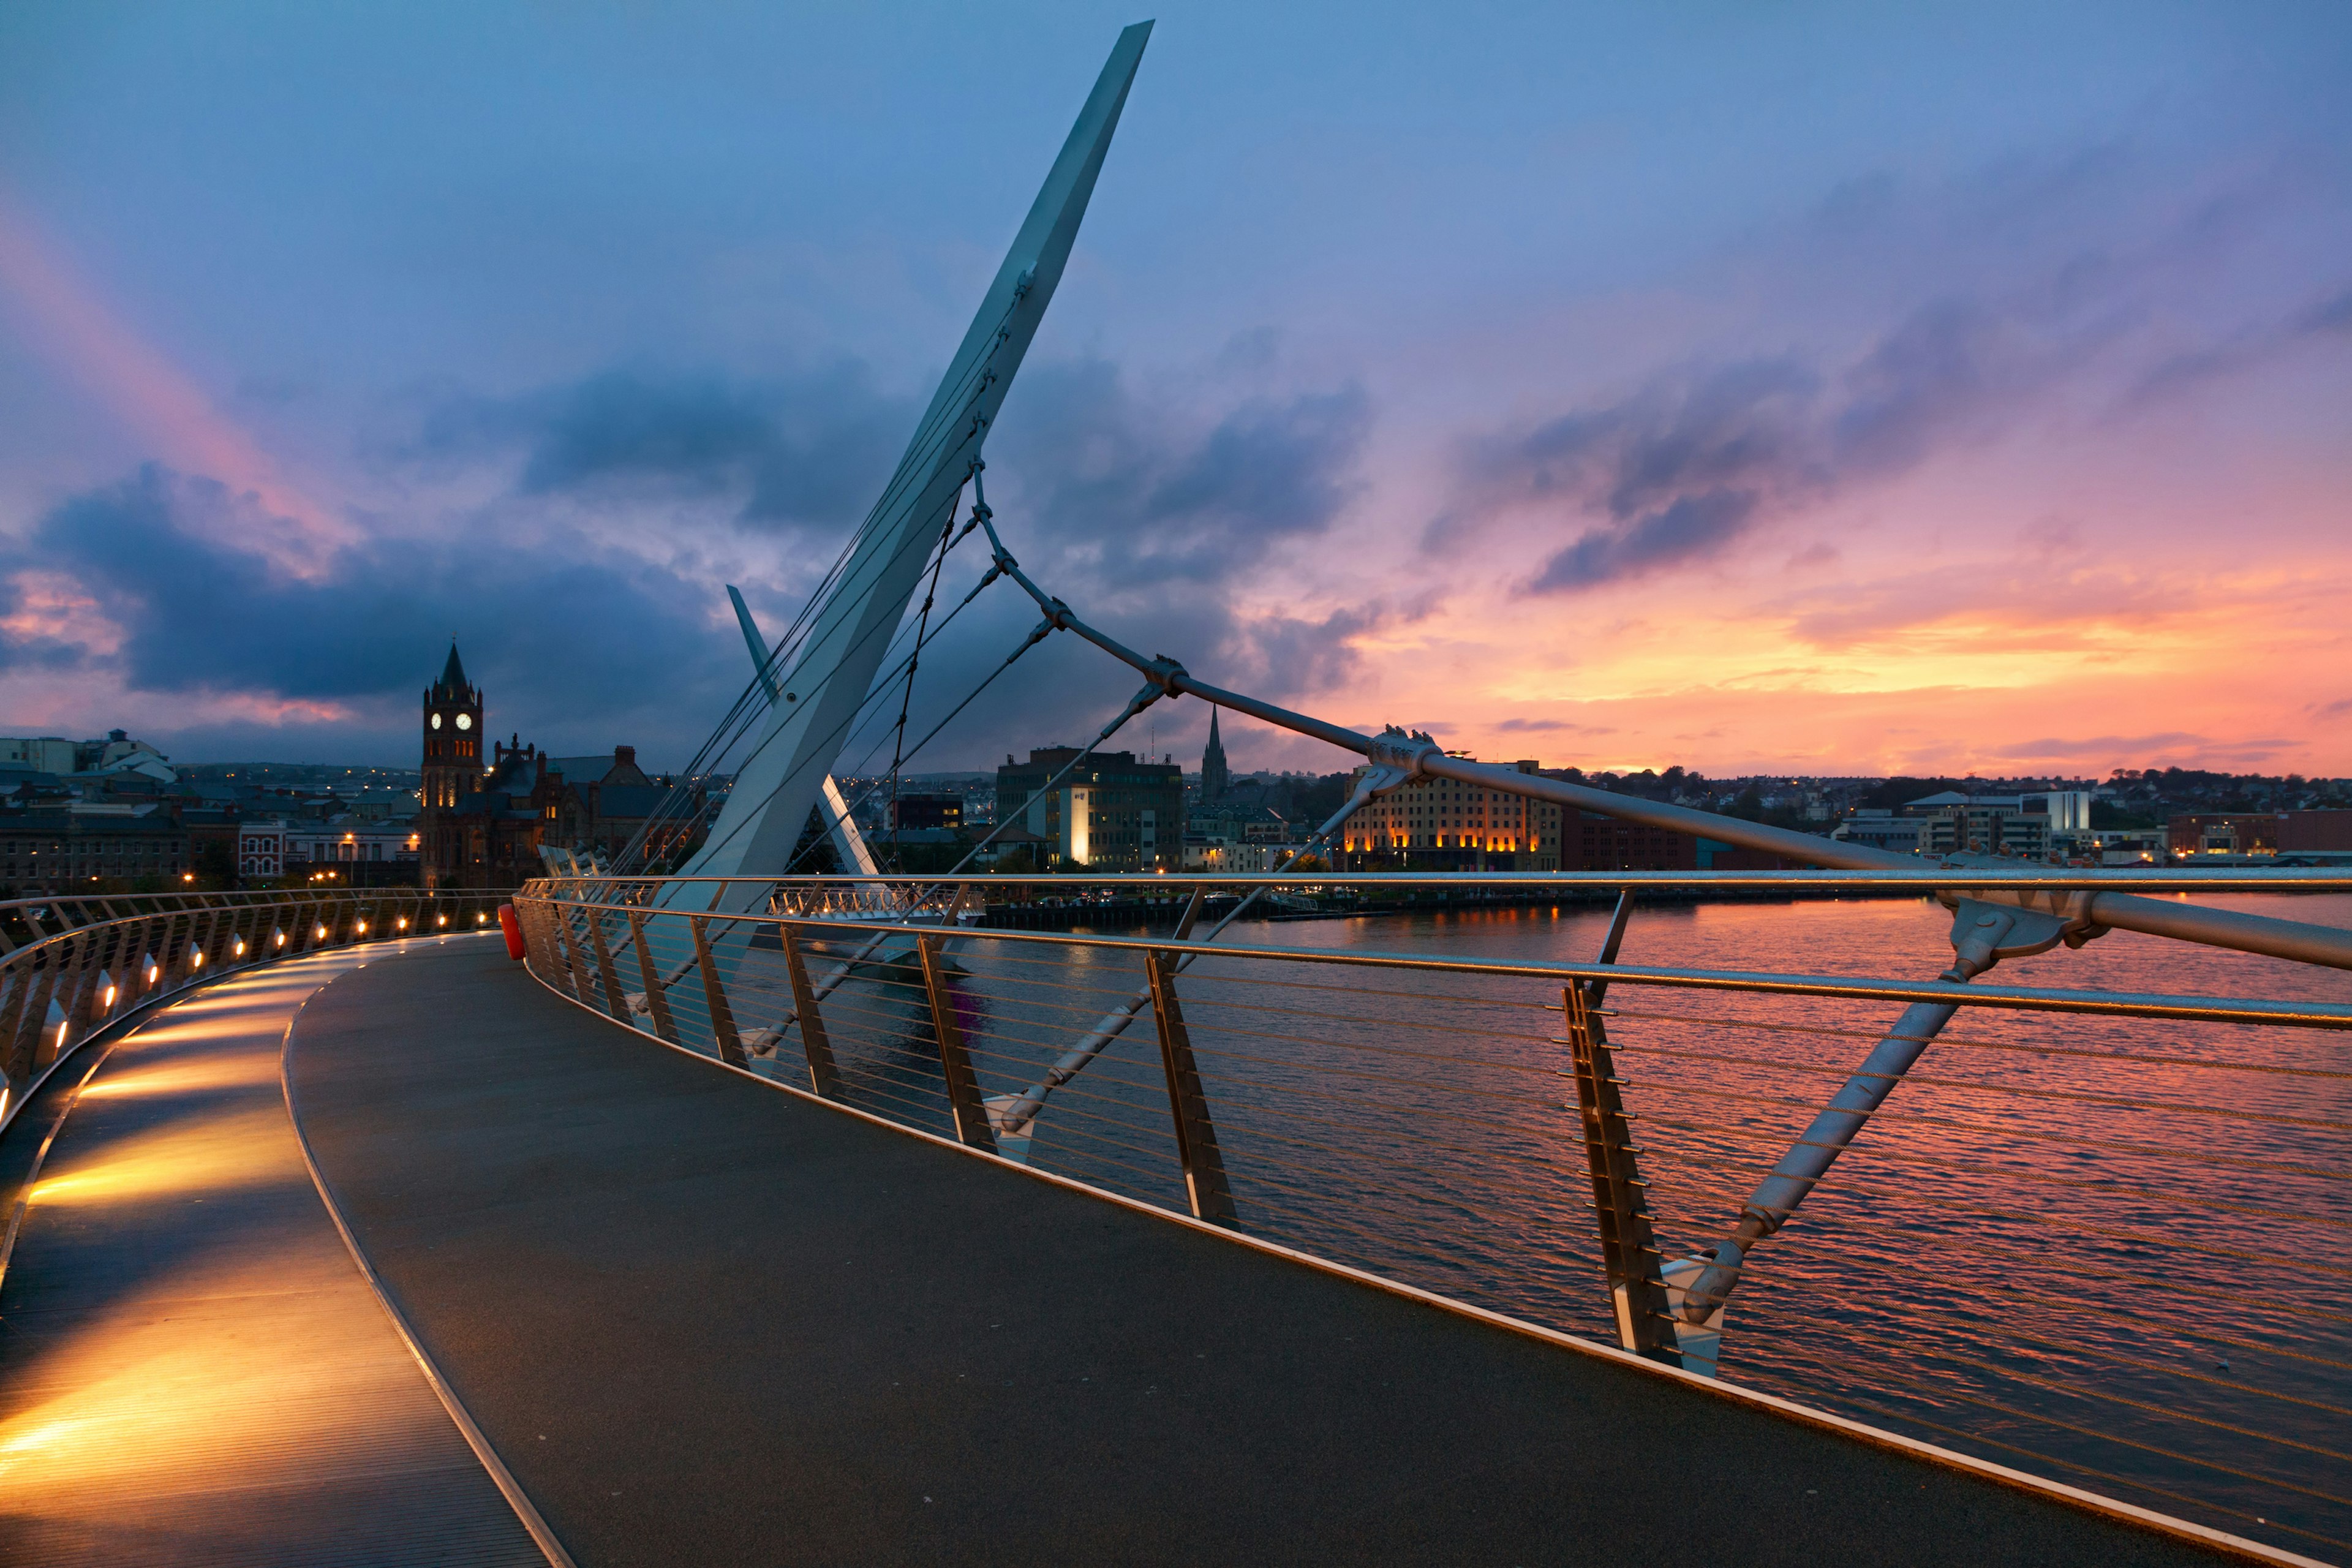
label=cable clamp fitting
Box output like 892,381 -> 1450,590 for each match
1367,725 -> 1442,778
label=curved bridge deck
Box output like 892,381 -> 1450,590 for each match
0,943 -> 542,1566
4,940 -> 2245,1565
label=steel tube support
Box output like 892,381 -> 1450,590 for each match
689,916 -> 748,1066
918,932 -> 996,1153
778,923 -> 843,1099
586,912 -> 630,1024
1679,997 -> 1961,1323
1144,949 -> 1236,1226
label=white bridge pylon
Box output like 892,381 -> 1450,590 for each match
728,584 -> 879,878
670,22 -> 1154,912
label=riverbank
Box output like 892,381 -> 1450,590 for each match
978,884 -> 1932,932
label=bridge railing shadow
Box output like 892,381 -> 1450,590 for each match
516,869 -> 2352,1562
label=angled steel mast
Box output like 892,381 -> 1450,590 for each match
726,585 -> 879,877
675,21 -> 1153,903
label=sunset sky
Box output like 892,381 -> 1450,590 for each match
2,3 -> 2346,778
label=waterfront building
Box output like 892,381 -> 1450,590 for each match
545,747 -> 695,864
285,822 -> 424,884
2170,810 -> 2352,858
239,818 -> 290,880
995,748 -> 1184,871
1833,810 -> 1925,854
1915,802 -> 2048,859
886,794 -> 963,831
0,809 -> 189,892
0,737 -> 76,775
1340,763 -> 1809,873
2052,826 -> 2167,865
1905,790 -> 2088,834
1341,762 -> 1563,870
0,729 -> 173,781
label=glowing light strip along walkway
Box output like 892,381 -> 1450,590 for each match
0,942 -> 545,1566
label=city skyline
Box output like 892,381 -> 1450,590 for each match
2,5 -> 2346,777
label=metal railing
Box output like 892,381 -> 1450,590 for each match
516,869 -> 2352,1561
0,888 -> 508,1135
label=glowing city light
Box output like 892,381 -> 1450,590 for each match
315,925 -> 327,938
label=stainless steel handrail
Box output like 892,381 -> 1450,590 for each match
0,888 -> 507,1134
514,871 -> 2352,1557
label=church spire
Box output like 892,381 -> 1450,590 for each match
435,640 -> 470,699
1200,707 -> 1229,802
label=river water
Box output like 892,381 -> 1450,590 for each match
785,893 -> 2352,1557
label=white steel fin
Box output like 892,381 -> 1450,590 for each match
676,24 -> 1152,902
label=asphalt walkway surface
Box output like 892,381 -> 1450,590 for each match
281,941 -> 2237,1567
0,942 -> 544,1567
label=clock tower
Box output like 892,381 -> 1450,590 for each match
421,641 -> 483,811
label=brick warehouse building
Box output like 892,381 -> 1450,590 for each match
1340,762 -> 1798,873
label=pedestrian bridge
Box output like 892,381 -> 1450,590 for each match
2,881 -> 2337,1566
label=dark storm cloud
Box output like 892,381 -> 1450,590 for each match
7,464 -> 738,755
993,359 -> 1371,589
856,356 -> 1381,768
987,359 -> 1378,696
1441,287 -> 2116,595
405,363 -> 920,533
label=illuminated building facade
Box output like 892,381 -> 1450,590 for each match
995,748 -> 1184,871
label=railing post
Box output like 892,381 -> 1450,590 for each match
918,932 -> 996,1153
778,922 -> 842,1099
32,931 -> 97,1071
129,918 -> 162,994
290,902 -> 317,954
689,916 -> 748,1066
552,899 -> 595,1008
584,909 -> 630,1024
8,949 -> 65,1082
625,910 -> 679,1043
1144,949 -> 1238,1226
0,963 -> 35,1083
186,910 -> 222,982
0,960 -> 43,1086
1564,979 -> 1678,1364
513,898 -> 550,974
63,928 -> 108,1041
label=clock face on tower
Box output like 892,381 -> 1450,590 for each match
455,714 -> 473,731
431,713 -> 442,729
